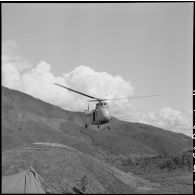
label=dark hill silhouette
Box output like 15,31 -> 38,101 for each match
2,86 -> 192,157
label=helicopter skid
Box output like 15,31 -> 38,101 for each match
84,122 -> 110,130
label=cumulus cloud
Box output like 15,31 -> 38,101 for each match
139,107 -> 193,136
2,40 -> 192,136
2,40 -> 31,73
63,65 -> 134,99
2,40 -> 135,112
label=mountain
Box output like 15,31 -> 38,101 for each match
2,86 -> 192,193
2,86 -> 191,156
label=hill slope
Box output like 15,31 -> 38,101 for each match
2,144 -> 162,194
2,86 -> 192,157
2,86 -> 192,194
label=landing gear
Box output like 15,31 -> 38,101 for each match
98,124 -> 100,129
85,124 -> 88,129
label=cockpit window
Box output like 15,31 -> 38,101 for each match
96,102 -> 107,108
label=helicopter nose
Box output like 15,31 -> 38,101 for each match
99,108 -> 111,122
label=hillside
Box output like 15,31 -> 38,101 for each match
2,86 -> 193,193
2,86 -> 192,157
2,144 -> 162,194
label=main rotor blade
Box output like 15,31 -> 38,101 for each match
88,95 -> 160,102
54,83 -> 100,100
100,94 -> 160,101
88,100 -> 100,102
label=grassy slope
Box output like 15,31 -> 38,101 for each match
2,86 -> 193,194
2,86 -> 192,157
2,145 -> 157,194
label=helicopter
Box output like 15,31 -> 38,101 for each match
54,83 -> 159,130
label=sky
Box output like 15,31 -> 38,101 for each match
2,3 -> 193,136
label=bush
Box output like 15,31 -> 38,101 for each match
121,150 -> 193,173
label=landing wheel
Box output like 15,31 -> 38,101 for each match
98,125 -> 100,129
107,125 -> 110,130
85,124 -> 88,129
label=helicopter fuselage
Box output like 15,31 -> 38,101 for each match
86,103 -> 111,126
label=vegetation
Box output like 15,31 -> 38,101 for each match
120,150 -> 193,174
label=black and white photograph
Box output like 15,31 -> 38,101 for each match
1,2 -> 193,194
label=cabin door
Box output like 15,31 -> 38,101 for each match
93,111 -> 95,121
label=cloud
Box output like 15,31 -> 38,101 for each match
2,39 -> 32,73
139,107 -> 193,136
2,40 -> 192,136
2,63 -> 21,89
2,40 -> 135,112
63,65 -> 134,99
